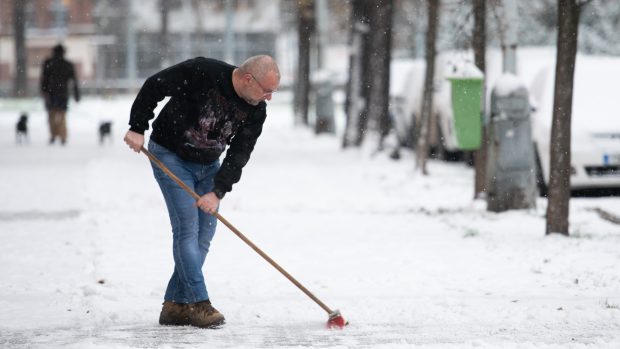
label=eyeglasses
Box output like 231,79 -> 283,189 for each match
249,73 -> 277,95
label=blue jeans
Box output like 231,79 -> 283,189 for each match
148,141 -> 220,304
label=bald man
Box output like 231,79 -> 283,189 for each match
124,56 -> 280,329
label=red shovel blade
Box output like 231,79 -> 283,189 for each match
326,310 -> 348,329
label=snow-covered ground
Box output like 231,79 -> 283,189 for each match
0,94 -> 619,348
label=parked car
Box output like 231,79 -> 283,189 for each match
389,46 -> 620,195
389,54 -> 477,160
389,59 -> 425,149
528,56 -> 620,193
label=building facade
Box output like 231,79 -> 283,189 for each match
0,0 -> 280,96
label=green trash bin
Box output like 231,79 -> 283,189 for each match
447,74 -> 483,150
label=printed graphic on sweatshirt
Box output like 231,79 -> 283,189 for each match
183,90 -> 247,154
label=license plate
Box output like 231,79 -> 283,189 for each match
603,154 -> 620,165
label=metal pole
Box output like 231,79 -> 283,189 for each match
182,0 -> 192,59
54,0 -> 66,38
126,0 -> 137,89
502,0 -> 517,74
224,0 -> 235,63
314,0 -> 329,69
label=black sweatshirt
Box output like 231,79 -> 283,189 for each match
129,57 -> 267,199
40,54 -> 80,110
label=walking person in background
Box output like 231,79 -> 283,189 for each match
123,55 -> 280,328
40,44 -> 80,145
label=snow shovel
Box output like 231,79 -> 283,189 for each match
140,146 -> 348,329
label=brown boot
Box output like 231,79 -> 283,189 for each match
159,301 -> 191,326
188,300 -> 226,328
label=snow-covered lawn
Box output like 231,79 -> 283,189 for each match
0,96 -> 619,348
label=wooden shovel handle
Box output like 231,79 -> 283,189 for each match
140,146 -> 334,315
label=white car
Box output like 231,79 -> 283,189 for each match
528,56 -> 620,192
389,59 -> 425,149
389,47 -> 620,194
389,54 -> 479,159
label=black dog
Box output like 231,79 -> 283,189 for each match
16,113 -> 28,145
99,121 -> 112,145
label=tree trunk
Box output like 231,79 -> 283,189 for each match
415,0 -> 439,174
342,1 -> 356,148
296,0 -> 315,126
366,0 -> 394,150
472,0 -> 487,198
354,0 -> 373,146
343,0 -> 370,147
13,0 -> 27,98
354,1 -> 373,146
546,0 -> 581,236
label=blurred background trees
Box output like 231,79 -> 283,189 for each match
1,0 -> 617,96
0,0 -> 617,236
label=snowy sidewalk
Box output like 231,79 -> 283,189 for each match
1,97 -> 619,348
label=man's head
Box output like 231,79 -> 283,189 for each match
53,44 -> 65,57
234,55 -> 280,106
